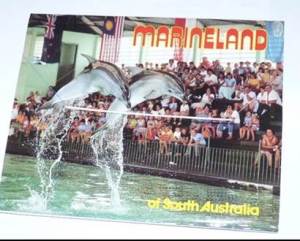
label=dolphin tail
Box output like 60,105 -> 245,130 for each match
81,53 -> 97,64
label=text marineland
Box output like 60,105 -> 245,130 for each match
147,198 -> 260,217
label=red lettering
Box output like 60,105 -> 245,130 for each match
255,29 -> 267,50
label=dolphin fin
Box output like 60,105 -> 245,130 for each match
81,54 -> 97,64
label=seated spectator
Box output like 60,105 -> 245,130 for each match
201,88 -> 215,107
225,62 -> 232,74
239,111 -> 252,141
256,84 -> 282,127
161,97 -> 170,109
247,73 -> 260,90
241,86 -> 258,113
166,59 -> 176,72
152,104 -> 165,116
169,97 -> 178,113
213,60 -> 224,76
179,100 -> 190,116
199,65 -> 207,78
204,69 -> 218,93
201,109 -> 216,139
185,129 -> 206,156
217,104 -> 240,140
232,84 -> 244,101
218,73 -> 236,100
259,84 -> 282,106
251,113 -> 260,141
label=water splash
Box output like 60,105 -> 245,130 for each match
35,99 -> 81,206
90,113 -> 128,208
17,185 -> 48,212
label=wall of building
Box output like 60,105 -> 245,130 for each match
14,27 -> 100,102
62,31 -> 100,76
15,27 -> 59,102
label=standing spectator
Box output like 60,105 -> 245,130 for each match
158,125 -> 173,155
257,129 -> 281,169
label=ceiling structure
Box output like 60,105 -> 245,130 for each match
28,14 -> 266,36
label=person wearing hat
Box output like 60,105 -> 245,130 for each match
241,86 -> 258,112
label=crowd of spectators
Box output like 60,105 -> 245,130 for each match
9,57 -> 283,161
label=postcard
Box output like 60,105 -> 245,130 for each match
0,14 -> 283,233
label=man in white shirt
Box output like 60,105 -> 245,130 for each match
242,86 -> 258,112
179,100 -> 190,115
166,59 -> 176,72
257,84 -> 282,130
260,84 -> 282,106
204,69 -> 218,86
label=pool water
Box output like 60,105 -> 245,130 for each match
0,154 -> 279,232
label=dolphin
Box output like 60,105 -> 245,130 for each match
129,69 -> 185,107
100,69 -> 186,129
39,54 -> 130,110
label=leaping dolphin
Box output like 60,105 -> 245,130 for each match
101,69 -> 186,128
39,54 -> 130,110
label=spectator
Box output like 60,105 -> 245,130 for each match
218,73 -> 236,99
185,129 -> 206,156
158,125 -> 173,155
239,111 -> 252,140
257,129 -> 281,169
217,104 -> 240,140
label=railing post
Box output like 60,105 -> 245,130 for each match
203,136 -> 210,175
256,140 -> 262,183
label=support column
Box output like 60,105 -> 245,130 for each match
192,19 -> 204,64
139,44 -> 144,64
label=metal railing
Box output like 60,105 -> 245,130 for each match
122,140 -> 281,186
5,136 -> 281,186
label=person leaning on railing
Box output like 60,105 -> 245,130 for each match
158,125 -> 173,155
185,129 -> 206,157
256,129 -> 281,169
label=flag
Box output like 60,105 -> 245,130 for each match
265,21 -> 284,63
41,15 -> 65,63
173,18 -> 186,61
99,16 -> 125,63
